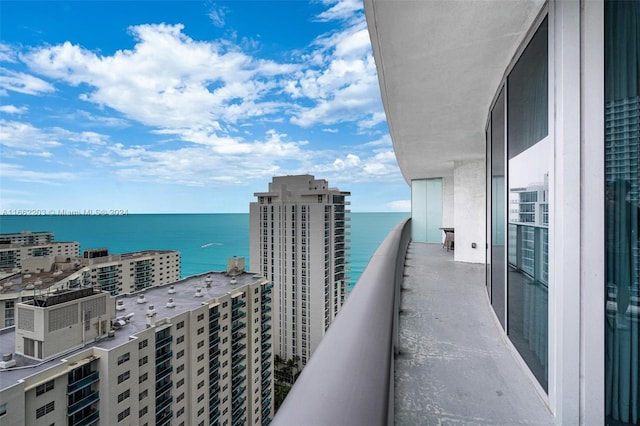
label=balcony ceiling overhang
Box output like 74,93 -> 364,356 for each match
364,0 -> 545,184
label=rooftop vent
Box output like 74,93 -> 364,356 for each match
146,305 -> 156,317
25,283 -> 34,290
168,285 -> 176,294
166,298 -> 175,308
230,277 -> 237,285
205,276 -> 213,288
194,287 -> 204,298
116,300 -> 126,311
0,353 -> 16,369
137,294 -> 147,304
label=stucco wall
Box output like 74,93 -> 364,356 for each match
453,160 -> 486,263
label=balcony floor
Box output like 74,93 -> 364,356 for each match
395,242 -> 554,425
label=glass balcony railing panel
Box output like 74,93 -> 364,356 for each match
69,410 -> 99,426
155,350 -> 172,364
155,335 -> 173,349
67,391 -> 99,415
155,395 -> 172,412
67,371 -> 99,394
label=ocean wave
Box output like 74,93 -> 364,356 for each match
201,242 -> 223,248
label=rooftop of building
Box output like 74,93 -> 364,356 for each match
0,268 -> 268,391
81,249 -> 180,264
0,240 -> 79,249
0,230 -> 53,238
0,267 -> 86,296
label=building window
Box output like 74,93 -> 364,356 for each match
35,401 -> 54,418
117,371 -> 130,384
138,339 -> 148,350
117,407 -> 130,422
604,1 -> 640,424
139,356 -> 148,367
197,313 -> 204,321
177,321 -> 184,329
177,335 -> 184,344
139,389 -> 148,401
117,389 -> 130,403
505,15 -> 549,392
117,352 -> 130,365
139,406 -> 148,417
177,349 -> 184,359
138,372 -> 148,384
35,380 -> 54,396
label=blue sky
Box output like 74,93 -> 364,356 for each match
0,0 -> 410,213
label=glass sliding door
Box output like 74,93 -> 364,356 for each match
605,1 -> 639,424
490,88 -> 506,329
411,178 -> 443,243
506,16 -> 549,392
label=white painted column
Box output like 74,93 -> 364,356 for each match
453,159 -> 486,264
549,0 -> 581,423
580,0 -> 605,424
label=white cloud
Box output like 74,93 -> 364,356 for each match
0,120 -> 62,150
315,0 -> 363,23
208,5 -> 227,28
0,68 -> 55,95
73,110 -> 130,127
0,43 -> 17,63
287,18 -> 385,129
93,129 -> 309,186
0,104 -> 28,114
22,24 -> 297,134
387,199 -> 411,212
0,163 -> 75,184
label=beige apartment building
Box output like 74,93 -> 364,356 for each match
0,232 -> 181,329
81,249 -> 181,295
249,175 -> 350,366
0,257 -> 274,426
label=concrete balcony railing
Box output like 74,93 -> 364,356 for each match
273,218 -> 411,426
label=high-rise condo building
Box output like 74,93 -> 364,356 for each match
249,175 -> 350,366
0,257 -> 274,426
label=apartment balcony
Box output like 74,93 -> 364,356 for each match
273,219 -> 554,425
67,371 -> 99,394
67,391 -> 99,416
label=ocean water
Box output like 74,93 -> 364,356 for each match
0,212 -> 409,287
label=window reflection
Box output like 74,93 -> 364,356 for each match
604,1 -> 639,423
506,16 -> 549,392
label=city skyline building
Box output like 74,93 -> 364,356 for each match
0,257 -> 274,426
249,175 -> 350,366
0,231 -> 181,330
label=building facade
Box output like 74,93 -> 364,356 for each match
364,0 -> 639,424
0,258 -> 274,426
81,249 -> 181,295
249,175 -> 350,366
